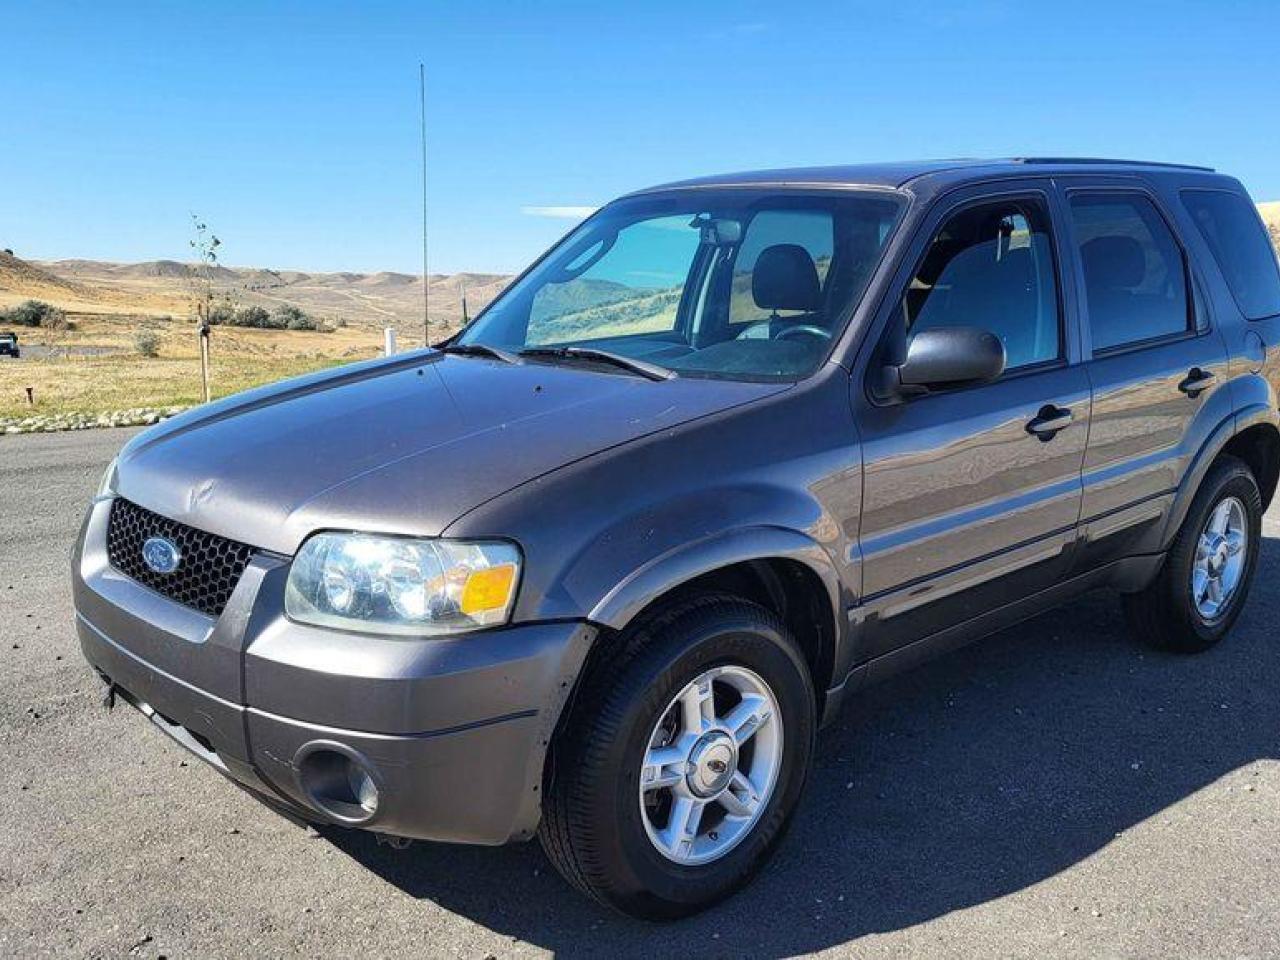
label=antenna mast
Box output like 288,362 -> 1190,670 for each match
419,63 -> 430,347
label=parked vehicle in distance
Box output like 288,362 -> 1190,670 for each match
0,331 -> 18,358
74,159 -> 1280,918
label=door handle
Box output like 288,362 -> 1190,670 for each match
1178,367 -> 1216,398
1026,404 -> 1073,440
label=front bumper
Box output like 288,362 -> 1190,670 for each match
73,498 -> 595,845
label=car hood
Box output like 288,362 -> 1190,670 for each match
116,351 -> 788,555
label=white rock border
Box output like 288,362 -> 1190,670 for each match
1,406 -> 190,435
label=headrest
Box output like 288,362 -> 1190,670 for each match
752,244 -> 821,312
1081,236 -> 1145,290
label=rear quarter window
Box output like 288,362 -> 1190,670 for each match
1181,189 -> 1280,320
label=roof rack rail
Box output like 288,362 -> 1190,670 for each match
1014,157 -> 1215,172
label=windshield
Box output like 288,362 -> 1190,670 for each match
457,189 -> 904,380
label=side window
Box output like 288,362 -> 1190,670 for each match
728,210 -> 834,330
1181,189 -> 1280,320
1069,194 -> 1191,351
905,198 -> 1061,371
527,215 -> 699,345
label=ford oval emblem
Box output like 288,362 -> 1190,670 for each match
142,536 -> 182,575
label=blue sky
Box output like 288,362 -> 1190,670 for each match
3,1 -> 1277,275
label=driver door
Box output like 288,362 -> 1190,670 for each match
852,181 -> 1091,662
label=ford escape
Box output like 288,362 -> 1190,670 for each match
74,158 -> 1280,918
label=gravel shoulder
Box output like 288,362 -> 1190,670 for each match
1,428 -> 1278,958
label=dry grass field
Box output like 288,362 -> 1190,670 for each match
0,251 -> 508,421
0,314 -> 384,419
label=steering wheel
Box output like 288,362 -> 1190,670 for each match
774,324 -> 832,342
735,321 -> 832,342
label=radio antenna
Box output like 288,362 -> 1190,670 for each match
419,63 -> 430,347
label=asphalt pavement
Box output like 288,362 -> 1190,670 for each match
1,427 -> 1277,958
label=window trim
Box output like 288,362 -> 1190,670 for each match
867,190 -> 1068,403
1063,186 -> 1202,358
1179,186 -> 1280,323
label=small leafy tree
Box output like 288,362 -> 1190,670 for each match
189,214 -> 221,318
188,214 -> 226,403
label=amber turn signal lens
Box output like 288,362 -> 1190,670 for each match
460,563 -> 518,615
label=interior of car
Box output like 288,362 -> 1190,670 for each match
903,201 -> 1060,371
462,193 -> 903,380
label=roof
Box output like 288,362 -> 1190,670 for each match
630,158 -> 1218,196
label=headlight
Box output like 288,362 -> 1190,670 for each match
285,532 -> 521,636
95,457 -> 119,500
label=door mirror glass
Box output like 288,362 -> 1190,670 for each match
895,325 -> 1006,390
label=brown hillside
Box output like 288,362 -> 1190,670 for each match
1259,201 -> 1280,253
4,254 -> 512,333
0,251 -> 95,302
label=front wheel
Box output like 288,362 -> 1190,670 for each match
539,595 -> 815,919
1124,456 -> 1262,653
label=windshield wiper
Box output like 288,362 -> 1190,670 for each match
518,346 -> 676,381
440,342 -> 521,365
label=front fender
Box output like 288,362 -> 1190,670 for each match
588,524 -> 845,633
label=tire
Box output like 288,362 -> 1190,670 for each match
1124,455 -> 1262,653
539,594 -> 816,919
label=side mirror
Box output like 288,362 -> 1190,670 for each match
886,326 -> 1005,397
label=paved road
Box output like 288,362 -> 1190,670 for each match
2,428 -> 1278,958
2,344 -> 120,359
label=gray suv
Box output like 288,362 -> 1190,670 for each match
73,159 -> 1280,918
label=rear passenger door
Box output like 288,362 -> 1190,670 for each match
854,181 -> 1091,661
1061,181 -> 1231,569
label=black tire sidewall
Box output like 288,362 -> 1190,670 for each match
583,606 -> 815,917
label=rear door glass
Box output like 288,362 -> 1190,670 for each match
1181,189 -> 1280,320
1069,194 -> 1191,352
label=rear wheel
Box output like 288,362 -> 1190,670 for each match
1124,456 -> 1262,653
539,595 -> 815,919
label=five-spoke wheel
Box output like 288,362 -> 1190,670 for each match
1191,496 -> 1248,621
639,665 -> 783,865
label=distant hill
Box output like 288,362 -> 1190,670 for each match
0,254 -> 513,332
1260,201 -> 1280,253
0,251 -> 90,300
0,250 -> 187,315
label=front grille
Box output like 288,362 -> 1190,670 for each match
106,499 -> 256,617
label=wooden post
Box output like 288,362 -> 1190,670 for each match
197,303 -> 211,403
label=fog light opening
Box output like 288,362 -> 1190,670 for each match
296,744 -> 380,824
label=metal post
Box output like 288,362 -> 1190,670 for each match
384,327 -> 397,357
419,63 -> 430,348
